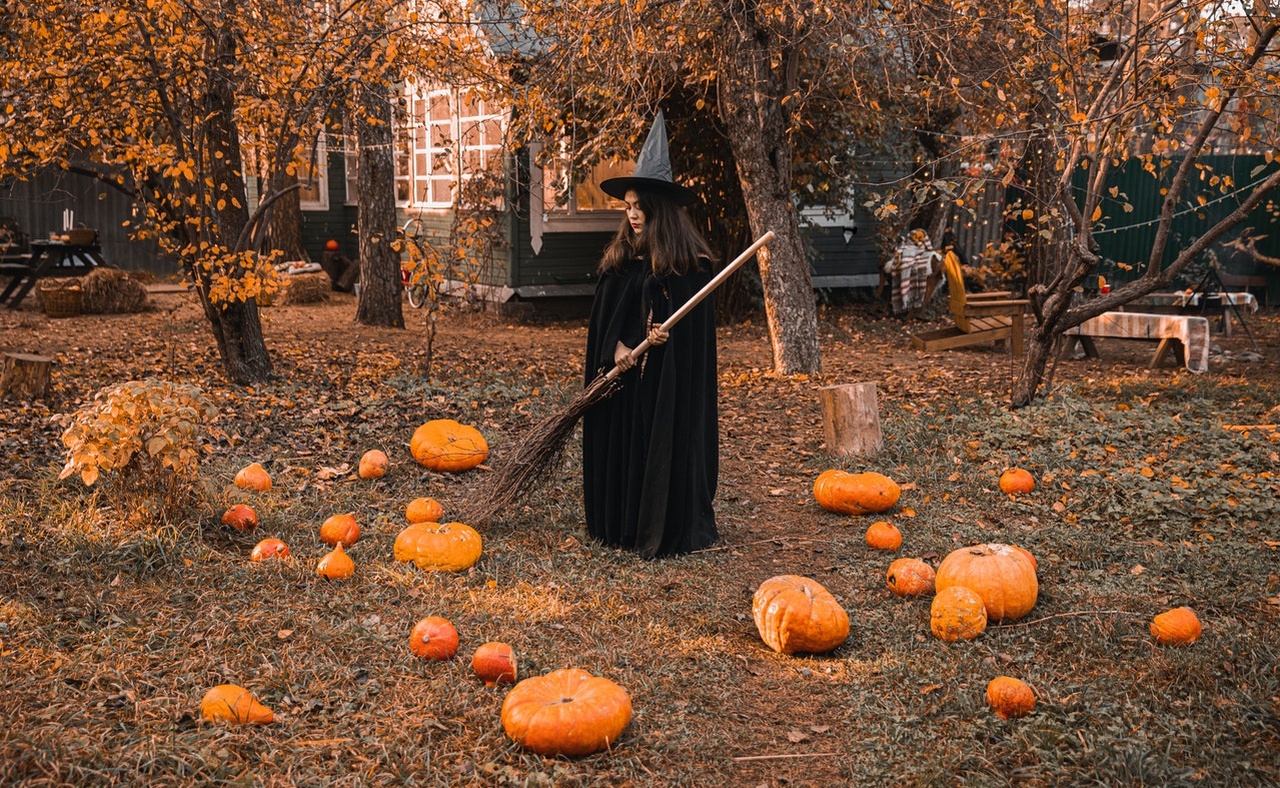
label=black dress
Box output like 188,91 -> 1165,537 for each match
582,256 -> 719,558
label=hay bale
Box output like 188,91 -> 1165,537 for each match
279,271 -> 331,305
79,267 -> 151,314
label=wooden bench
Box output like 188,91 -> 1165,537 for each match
1064,312 -> 1210,373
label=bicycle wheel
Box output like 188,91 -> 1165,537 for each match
407,283 -> 427,309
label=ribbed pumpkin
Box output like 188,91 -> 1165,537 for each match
234,462 -> 272,492
200,684 -> 275,725
813,470 -> 900,515
405,496 -> 444,524
998,467 -> 1036,495
501,669 -> 632,756
935,543 -> 1038,621
1150,606 -> 1202,646
886,558 -> 935,597
394,521 -> 483,571
752,574 -> 850,655
986,676 -> 1036,719
930,586 -> 988,641
865,521 -> 902,551
410,419 -> 489,472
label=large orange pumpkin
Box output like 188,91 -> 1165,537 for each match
935,543 -> 1038,622
751,574 -> 850,655
813,470 -> 900,515
393,521 -> 483,571
200,684 -> 275,725
410,419 -> 489,472
930,586 -> 988,641
501,669 -> 632,756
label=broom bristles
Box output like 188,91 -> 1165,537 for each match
463,374 -> 620,526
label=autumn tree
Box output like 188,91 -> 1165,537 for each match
862,0 -> 1280,404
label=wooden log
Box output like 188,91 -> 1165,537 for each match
819,382 -> 883,457
0,352 -> 53,400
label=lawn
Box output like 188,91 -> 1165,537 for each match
1,290 -> 1277,786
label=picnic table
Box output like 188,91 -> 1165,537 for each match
0,239 -> 108,309
1064,311 -> 1211,373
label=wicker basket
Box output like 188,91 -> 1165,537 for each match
41,285 -> 83,318
66,228 -> 97,245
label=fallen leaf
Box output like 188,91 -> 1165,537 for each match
786,730 -> 810,743
277,629 -> 294,639
921,684 -> 943,695
1131,565 -> 1145,575
809,725 -> 831,734
768,488 -> 788,496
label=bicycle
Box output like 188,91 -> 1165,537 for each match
400,216 -> 432,309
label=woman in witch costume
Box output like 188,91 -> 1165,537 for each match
582,112 -> 720,558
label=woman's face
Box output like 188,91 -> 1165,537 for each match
624,190 -> 646,236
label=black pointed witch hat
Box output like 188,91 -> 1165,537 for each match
599,110 -> 698,206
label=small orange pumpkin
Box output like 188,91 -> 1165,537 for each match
325,239 -> 340,252
320,513 -> 360,547
813,470 -> 900,515
501,669 -> 632,756
472,641 -> 518,686
317,543 -> 354,579
930,585 -> 988,641
1150,606 -> 1202,646
935,543 -> 1038,621
250,538 -> 290,562
886,558 -> 935,597
405,496 -> 444,524
999,468 -> 1036,495
409,616 -> 459,660
200,684 -> 275,725
752,574 -> 850,655
410,419 -> 489,473
986,676 -> 1036,719
358,449 -> 389,479
393,521 -> 482,572
234,462 -> 272,492
221,504 -> 258,532
865,521 -> 902,551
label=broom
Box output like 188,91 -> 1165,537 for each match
464,230 -> 776,526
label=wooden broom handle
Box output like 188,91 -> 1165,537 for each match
603,230 -> 776,382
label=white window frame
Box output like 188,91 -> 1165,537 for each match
298,134 -> 329,211
395,84 -> 506,209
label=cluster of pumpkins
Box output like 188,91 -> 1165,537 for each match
754,466 -> 1203,721
204,419 -> 633,756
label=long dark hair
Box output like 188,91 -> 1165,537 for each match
599,188 -> 714,276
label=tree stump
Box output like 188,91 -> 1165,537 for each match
0,352 -> 53,400
819,382 -> 883,457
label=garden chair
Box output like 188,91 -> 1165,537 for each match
910,250 -> 1029,355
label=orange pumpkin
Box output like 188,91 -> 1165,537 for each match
250,538 -> 290,562
393,521 -> 482,572
409,616 -> 459,660
472,641 -> 518,686
865,521 -> 902,551
410,419 -> 489,472
221,504 -> 258,532
752,574 -> 850,655
501,669 -> 632,756
405,496 -> 444,524
930,586 -> 988,641
999,468 -> 1036,495
358,449 -> 389,479
317,543 -> 354,579
325,239 -> 340,251
986,676 -> 1036,719
813,470 -> 900,515
886,558 -> 935,597
935,543 -> 1038,621
319,513 -> 360,547
234,462 -> 272,492
1150,606 -> 1202,646
200,684 -> 275,725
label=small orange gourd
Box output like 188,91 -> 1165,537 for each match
250,538 -> 290,562
986,676 -> 1036,719
472,641 -> 518,686
320,513 -> 360,547
317,543 -> 354,579
405,497 -> 444,524
221,504 -> 258,532
865,521 -> 902,551
930,586 -> 988,641
409,616 -> 459,660
1150,606 -> 1202,646
886,558 -> 935,597
999,468 -> 1036,495
234,462 -> 272,492
358,449 -> 389,479
200,684 -> 275,725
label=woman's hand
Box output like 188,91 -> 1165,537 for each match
646,323 -> 669,346
614,341 -> 635,370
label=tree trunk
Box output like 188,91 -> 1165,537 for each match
355,77 -> 404,329
263,171 -> 310,263
717,12 -> 821,375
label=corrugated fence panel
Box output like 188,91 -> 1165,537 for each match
0,169 -> 178,276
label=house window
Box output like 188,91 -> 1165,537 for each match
297,135 -> 329,211
343,139 -> 358,205
541,150 -> 630,215
395,85 -> 505,208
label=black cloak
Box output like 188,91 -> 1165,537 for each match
582,256 -> 719,558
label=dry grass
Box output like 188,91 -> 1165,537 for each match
1,292 -> 1278,786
